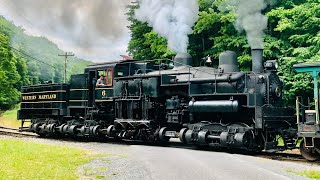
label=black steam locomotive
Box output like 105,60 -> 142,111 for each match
18,49 -> 298,153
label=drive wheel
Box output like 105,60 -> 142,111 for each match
179,128 -> 188,144
300,139 -> 320,161
158,127 -> 170,142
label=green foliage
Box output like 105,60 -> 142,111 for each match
0,33 -> 20,109
294,170 -> 320,180
145,31 -> 175,59
0,16 -> 92,84
0,16 -> 93,109
14,56 -> 30,89
127,0 -> 320,105
27,61 -> 41,85
267,0 -> 320,104
0,104 -> 28,128
126,4 -> 174,60
126,4 -> 155,60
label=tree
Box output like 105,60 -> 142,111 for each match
14,55 -> 30,89
0,33 -> 20,109
53,63 -> 64,83
267,0 -> 320,103
127,0 -> 320,105
27,61 -> 41,85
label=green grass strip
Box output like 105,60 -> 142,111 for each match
0,105 -> 26,128
0,139 -> 94,180
295,170 -> 320,180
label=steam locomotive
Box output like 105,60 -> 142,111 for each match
18,49 -> 298,154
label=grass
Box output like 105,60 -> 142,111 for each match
0,104 -> 30,128
0,139 -> 95,180
277,135 -> 301,148
293,170 -> 320,179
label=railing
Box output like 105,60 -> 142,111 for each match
296,96 -> 313,124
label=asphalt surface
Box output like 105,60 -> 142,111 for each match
1,135 -> 320,180
131,145 -> 314,180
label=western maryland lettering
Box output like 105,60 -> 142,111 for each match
22,94 -> 57,101
22,95 -> 37,101
38,94 -> 57,100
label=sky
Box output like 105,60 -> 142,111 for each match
0,0 -> 132,62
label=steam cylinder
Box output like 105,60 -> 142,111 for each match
174,53 -> 193,68
252,49 -> 264,73
219,51 -> 239,73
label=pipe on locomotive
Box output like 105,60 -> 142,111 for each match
251,49 -> 264,73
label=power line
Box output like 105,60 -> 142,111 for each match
0,3 -> 77,80
0,40 -> 54,68
0,41 -> 73,75
1,2 -> 69,71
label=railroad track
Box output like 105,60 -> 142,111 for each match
256,151 -> 320,165
0,126 -> 37,137
0,126 -> 318,164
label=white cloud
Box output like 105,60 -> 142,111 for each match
0,0 -> 132,62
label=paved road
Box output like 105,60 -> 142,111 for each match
131,144 -> 315,180
2,135 -> 320,180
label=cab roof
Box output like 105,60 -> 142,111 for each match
85,59 -> 138,72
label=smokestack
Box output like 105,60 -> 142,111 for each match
251,49 -> 263,73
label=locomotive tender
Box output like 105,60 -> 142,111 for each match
18,49 -> 298,153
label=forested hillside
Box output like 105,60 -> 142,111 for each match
127,0 -> 320,104
0,16 -> 92,109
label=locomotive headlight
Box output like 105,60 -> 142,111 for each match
271,84 -> 282,98
264,60 -> 278,71
275,87 -> 281,97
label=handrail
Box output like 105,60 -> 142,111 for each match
118,57 -> 260,97
295,96 -> 317,124
124,58 -> 252,80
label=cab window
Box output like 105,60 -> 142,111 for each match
97,70 -> 106,82
106,69 -> 113,86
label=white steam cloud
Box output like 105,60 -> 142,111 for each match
220,0 -> 268,49
0,0 -> 131,61
135,0 -> 199,53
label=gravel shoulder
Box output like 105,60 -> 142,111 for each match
1,135 -> 320,180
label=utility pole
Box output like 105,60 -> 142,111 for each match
58,52 -> 74,83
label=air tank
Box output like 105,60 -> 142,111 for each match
174,53 -> 193,68
218,51 -> 239,73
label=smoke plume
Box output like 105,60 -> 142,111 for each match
0,0 -> 131,60
135,0 -> 199,53
220,0 -> 268,49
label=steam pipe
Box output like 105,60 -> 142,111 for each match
177,72 -> 245,84
252,49 -> 263,73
